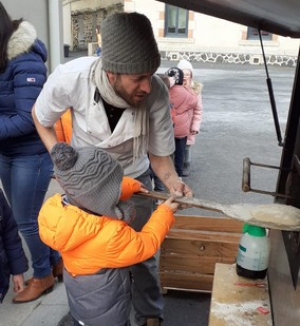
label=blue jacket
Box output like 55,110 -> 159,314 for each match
0,21 -> 48,156
0,189 -> 28,303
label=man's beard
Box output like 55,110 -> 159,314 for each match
113,77 -> 146,108
113,86 -> 136,107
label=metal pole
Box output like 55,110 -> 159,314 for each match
48,0 -> 64,72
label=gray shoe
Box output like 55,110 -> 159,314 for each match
182,162 -> 191,177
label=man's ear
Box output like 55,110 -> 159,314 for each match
106,72 -> 117,85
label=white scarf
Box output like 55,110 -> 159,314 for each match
93,59 -> 149,161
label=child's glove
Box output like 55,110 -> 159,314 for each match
120,176 -> 142,200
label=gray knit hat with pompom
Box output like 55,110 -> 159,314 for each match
51,143 -> 135,222
101,12 -> 161,74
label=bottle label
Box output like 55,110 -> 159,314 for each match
236,248 -> 269,271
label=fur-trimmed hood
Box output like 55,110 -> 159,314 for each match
0,21 -> 48,157
7,21 -> 47,62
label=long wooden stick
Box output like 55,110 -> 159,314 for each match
136,191 -> 300,231
137,191 -> 226,213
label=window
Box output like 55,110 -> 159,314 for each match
165,5 -> 188,37
247,27 -> 272,40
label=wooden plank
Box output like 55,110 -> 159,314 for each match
166,229 -> 241,243
161,238 -> 239,257
208,263 -> 273,326
160,255 -> 236,274
160,271 -> 214,292
173,215 -> 243,233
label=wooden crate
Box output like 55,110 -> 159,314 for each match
159,214 -> 243,293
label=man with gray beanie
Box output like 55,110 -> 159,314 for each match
38,142 -> 178,326
32,11 -> 193,326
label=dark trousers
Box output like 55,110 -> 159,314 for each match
174,137 -> 187,176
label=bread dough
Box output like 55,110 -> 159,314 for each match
224,203 -> 300,230
250,204 -> 300,225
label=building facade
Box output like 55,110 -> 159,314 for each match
63,0 -> 300,66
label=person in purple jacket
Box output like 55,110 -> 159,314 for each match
0,2 -> 62,303
0,188 -> 28,303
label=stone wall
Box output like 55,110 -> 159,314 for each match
71,3 -> 123,50
161,51 -> 297,66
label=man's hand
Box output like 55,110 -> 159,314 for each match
152,159 -> 194,210
165,175 -> 192,197
149,153 -> 194,204
165,175 -> 193,209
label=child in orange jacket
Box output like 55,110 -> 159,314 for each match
38,143 -> 178,326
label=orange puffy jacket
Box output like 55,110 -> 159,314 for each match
55,109 -> 72,144
38,177 -> 174,276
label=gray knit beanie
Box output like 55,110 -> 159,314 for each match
101,12 -> 161,74
51,143 -> 135,222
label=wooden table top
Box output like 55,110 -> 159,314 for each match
208,263 -> 273,326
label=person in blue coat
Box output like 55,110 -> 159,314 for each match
0,2 -> 62,303
0,189 -> 28,303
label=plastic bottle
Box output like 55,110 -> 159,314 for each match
236,223 -> 270,279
